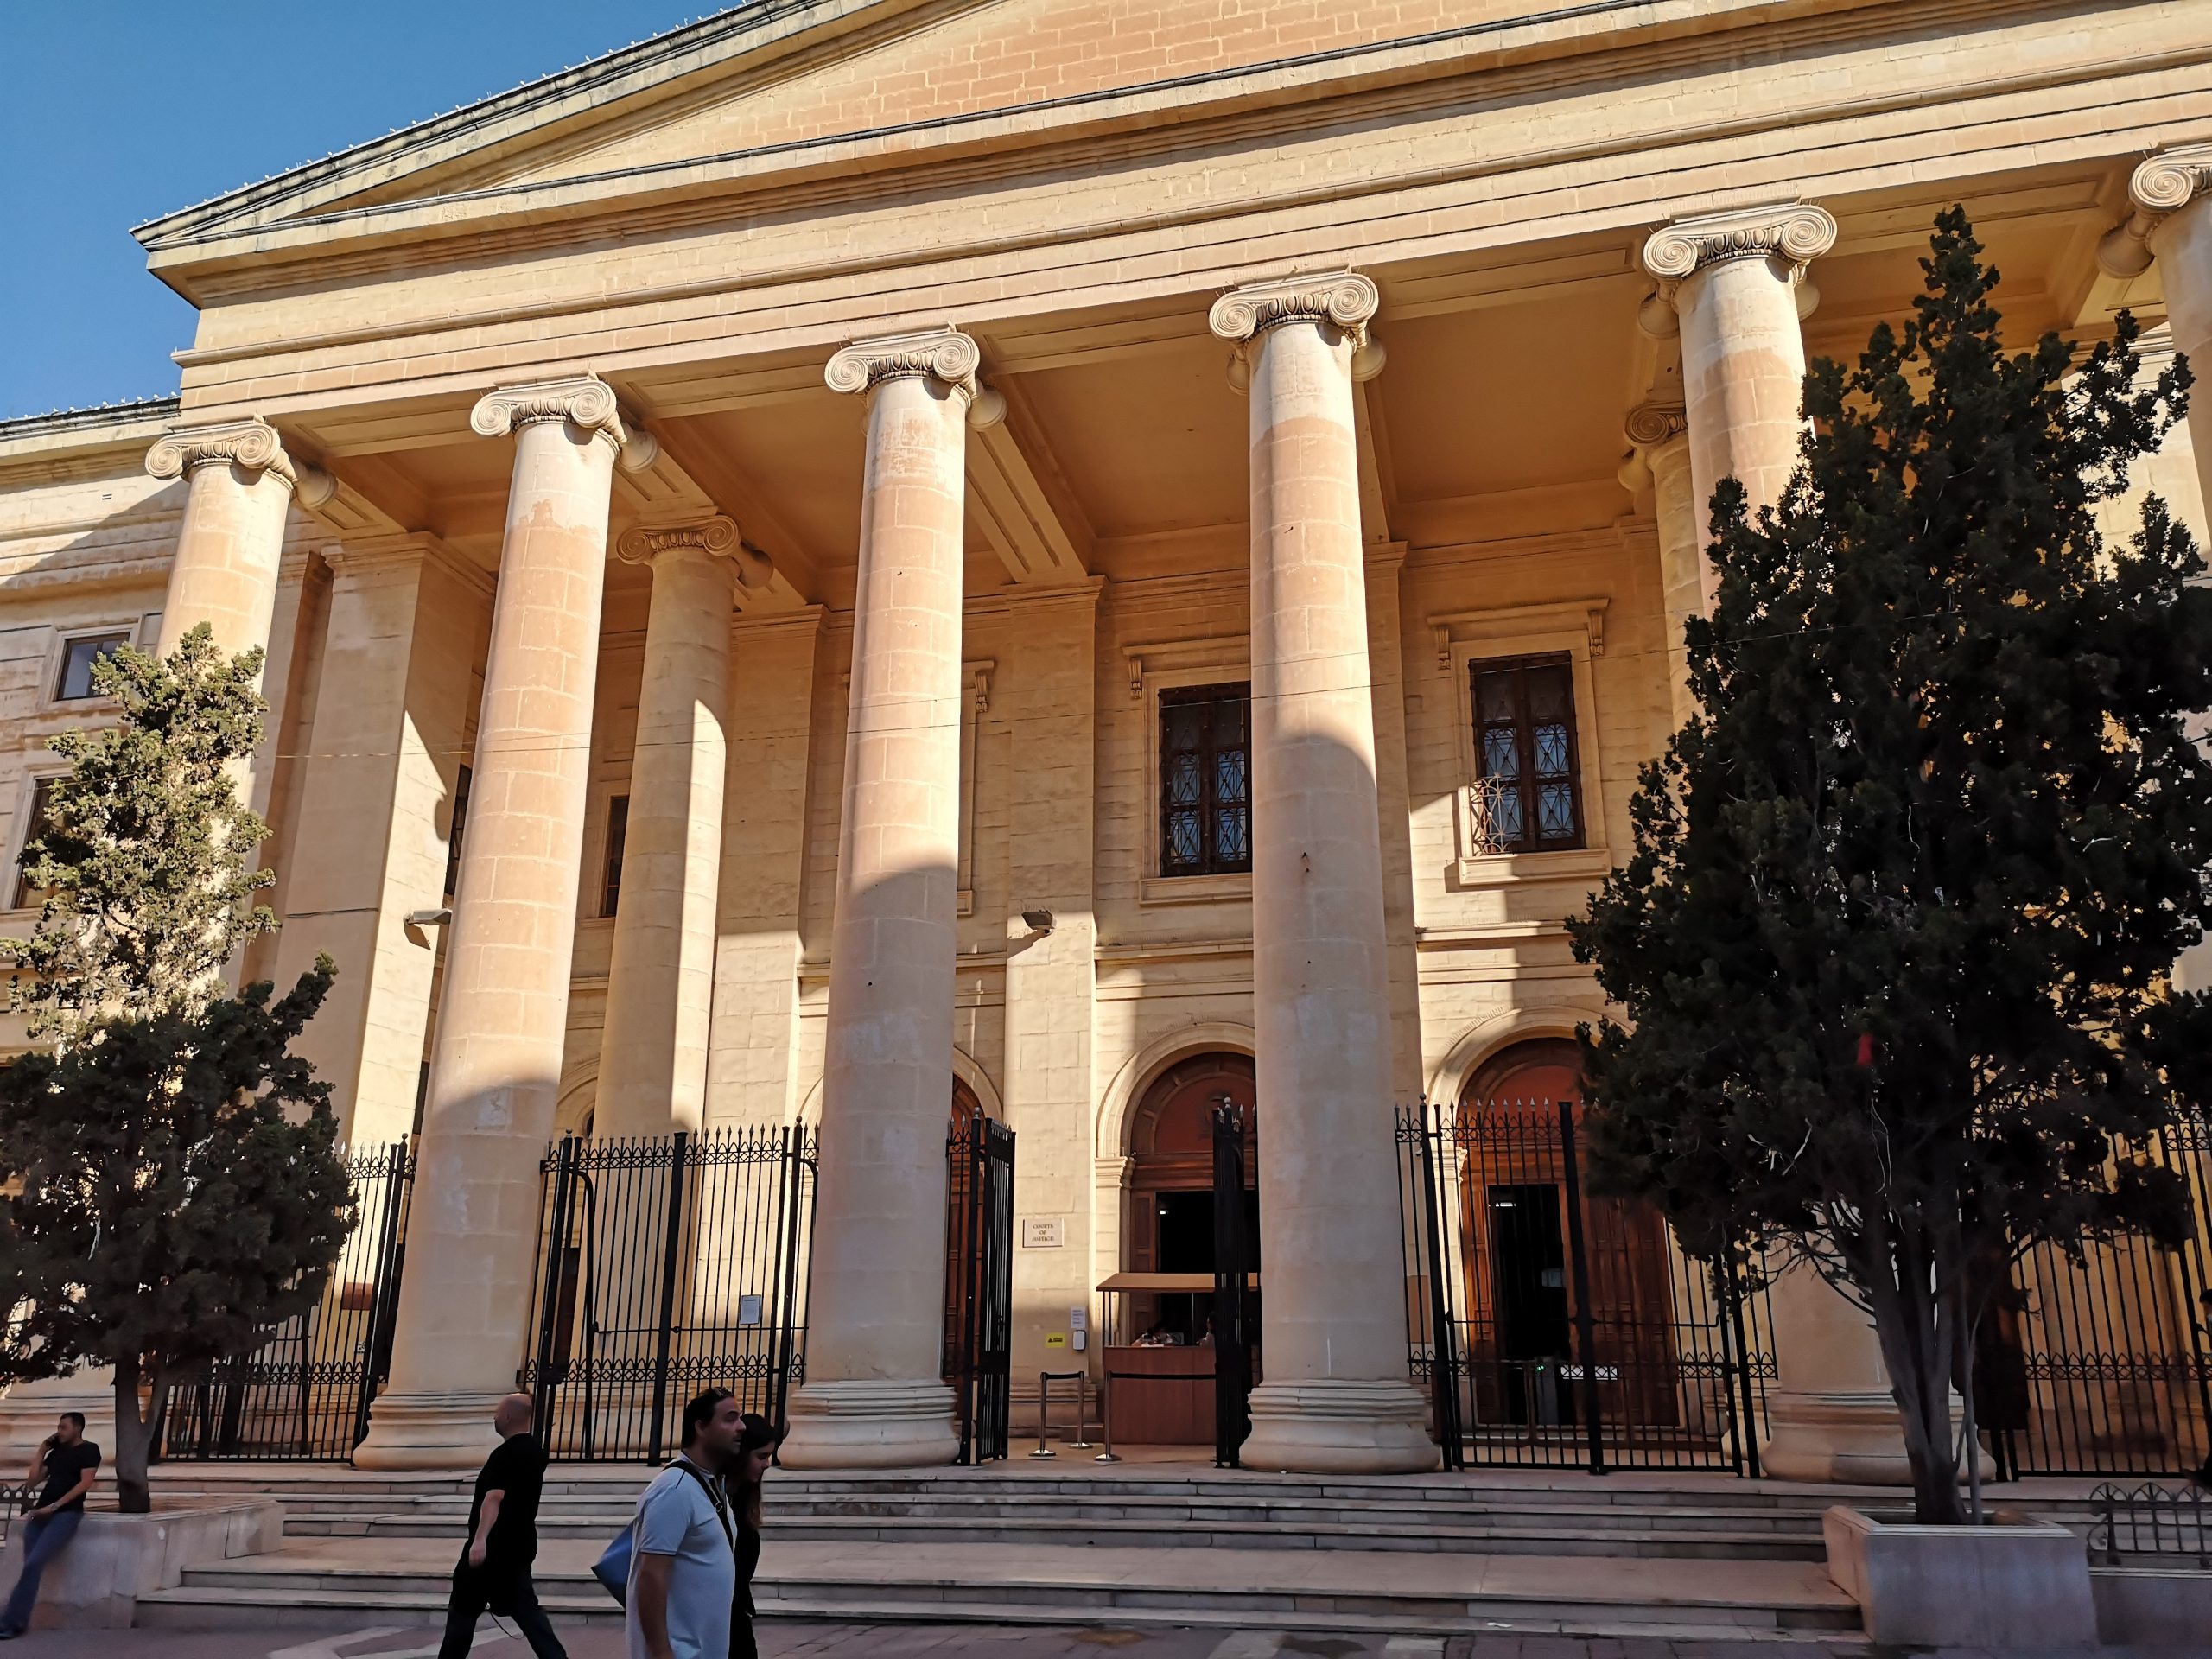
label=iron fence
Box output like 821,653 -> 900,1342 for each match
2089,1481 -> 2212,1566
520,1126 -> 816,1462
944,1116 -> 1014,1464
1985,1115 -> 2212,1479
156,1141 -> 415,1462
1397,1101 -> 1776,1473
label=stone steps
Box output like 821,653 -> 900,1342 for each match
149,1464 -> 1841,1561
135,1539 -> 1866,1641
275,1510 -> 1824,1560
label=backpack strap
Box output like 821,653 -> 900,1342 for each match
672,1456 -> 735,1554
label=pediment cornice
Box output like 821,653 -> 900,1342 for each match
137,0 -> 1975,302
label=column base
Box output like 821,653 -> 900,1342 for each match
352,1389 -> 503,1471
1239,1379 -> 1439,1475
1760,1389 -> 1989,1485
777,1379 -> 960,1471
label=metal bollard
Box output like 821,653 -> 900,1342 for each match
1030,1369 -> 1058,1457
1068,1370 -> 1094,1449
1094,1368 -> 1120,1463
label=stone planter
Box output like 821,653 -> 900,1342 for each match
0,1497 -> 283,1629
1822,1503 -> 2097,1649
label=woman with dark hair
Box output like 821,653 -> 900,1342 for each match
726,1414 -> 783,1659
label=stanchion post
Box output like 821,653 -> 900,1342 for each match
1094,1366 -> 1120,1463
1067,1371 -> 1094,1449
1030,1370 -> 1058,1458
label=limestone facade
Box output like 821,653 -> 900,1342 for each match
3,0 -> 2212,1471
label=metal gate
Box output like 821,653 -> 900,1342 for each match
520,1125 -> 817,1462
1986,1113 -> 2212,1478
945,1115 -> 1015,1464
1398,1101 -> 1776,1473
1211,1101 -> 1254,1467
157,1141 -> 416,1462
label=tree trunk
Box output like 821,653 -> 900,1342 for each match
1859,1235 -> 1967,1525
109,1357 -> 152,1514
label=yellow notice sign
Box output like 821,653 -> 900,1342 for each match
1044,1332 -> 1068,1348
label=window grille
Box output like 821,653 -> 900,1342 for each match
1471,654 -> 1584,853
601,794 -> 630,917
1158,683 -> 1250,878
442,765 -> 472,901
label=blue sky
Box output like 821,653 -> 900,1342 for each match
1,4 -> 724,420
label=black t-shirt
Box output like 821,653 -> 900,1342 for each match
37,1441 -> 99,1512
465,1433 -> 547,1569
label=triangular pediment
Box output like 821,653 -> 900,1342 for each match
137,0 -> 1571,254
467,0 -> 1556,196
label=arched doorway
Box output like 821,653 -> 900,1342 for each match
1458,1039 -> 1678,1433
1124,1052 -> 1257,1345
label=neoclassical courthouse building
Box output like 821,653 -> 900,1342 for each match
3,0 -> 2212,1478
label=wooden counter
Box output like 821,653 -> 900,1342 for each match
1103,1344 -> 1214,1445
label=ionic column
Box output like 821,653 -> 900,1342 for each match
1622,404 -> 1700,728
144,418 -> 333,672
595,518 -> 750,1138
353,378 -> 632,1469
2101,150 -> 2212,997
2100,145 -> 2212,518
779,329 -> 1000,1470
1644,206 -> 1910,1483
1210,272 -> 1434,1474
1643,205 -> 1838,556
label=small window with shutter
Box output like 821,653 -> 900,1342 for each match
601,794 -> 630,917
1471,654 -> 1585,853
11,779 -> 58,910
1158,683 -> 1251,878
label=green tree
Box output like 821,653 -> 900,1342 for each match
0,629 -> 352,1511
1571,210 -> 2212,1524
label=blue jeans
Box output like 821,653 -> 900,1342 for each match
2,1510 -> 81,1632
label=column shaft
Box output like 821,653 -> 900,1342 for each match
354,381 -> 624,1469
145,421 -> 308,675
596,523 -> 739,1138
706,610 -> 824,1126
1211,273 -> 1433,1474
1001,583 -> 1101,1399
273,542 -> 488,1145
1646,205 -> 1912,1483
780,330 -> 991,1469
1363,545 -> 1425,1105
2150,188 -> 2212,518
1642,423 -> 1701,729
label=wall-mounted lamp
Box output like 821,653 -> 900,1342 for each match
403,906 -> 453,946
1020,909 -> 1055,934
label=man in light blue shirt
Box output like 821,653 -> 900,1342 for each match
627,1389 -> 740,1659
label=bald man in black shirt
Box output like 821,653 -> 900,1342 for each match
439,1393 -> 564,1659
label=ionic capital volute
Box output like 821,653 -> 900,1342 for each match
2098,143 -> 2212,279
1641,204 -> 1838,286
823,328 -> 1003,428
615,515 -> 772,590
1209,270 -> 1386,389
145,417 -> 321,499
1618,403 -> 1689,493
1624,403 -> 1688,450
468,376 -> 637,456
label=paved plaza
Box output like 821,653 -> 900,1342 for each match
0,1624 -> 2154,1659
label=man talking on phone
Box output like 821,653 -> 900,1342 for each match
0,1412 -> 99,1638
